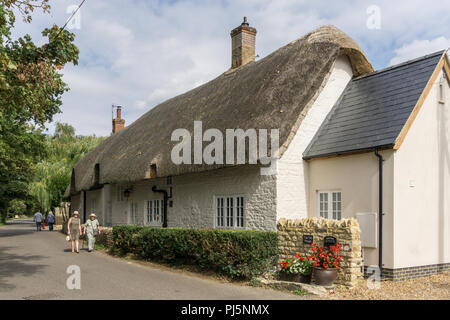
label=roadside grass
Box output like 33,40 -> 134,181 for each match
293,289 -> 309,296
94,243 -> 106,251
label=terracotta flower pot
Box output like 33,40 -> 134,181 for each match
279,273 -> 312,284
313,267 -> 338,286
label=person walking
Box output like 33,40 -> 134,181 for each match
47,211 -> 55,231
33,210 -> 43,232
84,213 -> 100,252
67,211 -> 82,253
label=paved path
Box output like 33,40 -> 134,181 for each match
0,220 -> 304,300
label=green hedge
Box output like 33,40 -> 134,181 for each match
111,225 -> 278,279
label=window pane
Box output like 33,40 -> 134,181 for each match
226,197 -> 234,227
332,192 -> 342,220
236,197 -> 244,228
319,192 -> 328,219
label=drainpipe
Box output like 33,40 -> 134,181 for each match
152,186 -> 168,228
83,191 -> 87,223
374,149 -> 383,275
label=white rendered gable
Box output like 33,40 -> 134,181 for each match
276,55 -> 353,220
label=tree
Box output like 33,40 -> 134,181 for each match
7,198 -> 26,218
29,123 -> 105,213
0,1 -> 79,222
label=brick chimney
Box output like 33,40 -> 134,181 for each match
230,17 -> 257,69
112,106 -> 125,134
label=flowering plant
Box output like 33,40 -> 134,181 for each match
280,253 -> 312,275
311,243 -> 342,269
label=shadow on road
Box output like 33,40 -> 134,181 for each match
0,246 -> 47,292
0,228 -> 37,238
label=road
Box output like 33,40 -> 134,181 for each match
0,220 -> 304,300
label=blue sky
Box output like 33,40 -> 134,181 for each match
11,0 -> 450,136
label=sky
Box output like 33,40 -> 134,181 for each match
11,0 -> 450,136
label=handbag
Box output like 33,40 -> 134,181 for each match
66,235 -> 70,241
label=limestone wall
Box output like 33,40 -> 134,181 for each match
277,217 -> 362,287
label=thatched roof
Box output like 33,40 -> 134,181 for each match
69,25 -> 373,195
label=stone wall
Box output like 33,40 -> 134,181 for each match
95,165 -> 277,231
277,217 -> 362,287
96,227 -> 113,248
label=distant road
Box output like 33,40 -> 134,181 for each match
0,220 -> 306,300
5,219 -> 34,225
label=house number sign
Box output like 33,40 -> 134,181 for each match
323,236 -> 337,247
303,235 -> 314,244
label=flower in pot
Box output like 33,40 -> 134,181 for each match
279,253 -> 312,284
311,243 -> 342,286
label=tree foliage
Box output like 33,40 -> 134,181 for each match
0,1 -> 79,221
29,123 -> 105,213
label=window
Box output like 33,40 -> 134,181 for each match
146,199 -> 163,225
106,201 -> 112,226
94,163 -> 100,185
129,202 -> 138,225
215,196 -> 245,228
116,185 -> 124,202
317,191 -> 341,220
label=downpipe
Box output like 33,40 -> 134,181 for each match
374,149 -> 384,275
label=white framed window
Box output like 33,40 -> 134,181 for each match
317,191 -> 342,220
129,201 -> 138,225
215,196 -> 245,228
146,199 -> 163,226
117,185 -> 124,202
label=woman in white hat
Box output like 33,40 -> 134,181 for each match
83,213 -> 101,252
67,211 -> 82,253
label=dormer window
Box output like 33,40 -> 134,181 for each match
94,163 -> 100,185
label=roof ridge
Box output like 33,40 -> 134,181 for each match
354,50 -> 445,81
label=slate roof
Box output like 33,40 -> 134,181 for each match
303,50 -> 445,160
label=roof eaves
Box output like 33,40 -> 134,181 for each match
303,143 -> 395,161
353,50 -> 445,82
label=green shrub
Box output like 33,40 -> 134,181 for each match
112,226 -> 278,279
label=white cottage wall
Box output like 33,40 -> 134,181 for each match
276,55 -> 354,220
393,69 -> 450,268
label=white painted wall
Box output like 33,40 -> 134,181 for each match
85,165 -> 277,230
276,55 -> 354,220
307,151 -> 395,268
393,70 -> 450,268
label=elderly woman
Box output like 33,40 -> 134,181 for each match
67,211 -> 82,253
84,213 -> 101,252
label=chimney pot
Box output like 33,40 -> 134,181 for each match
230,17 -> 256,69
112,105 -> 125,134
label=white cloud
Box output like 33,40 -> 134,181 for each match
390,37 -> 450,65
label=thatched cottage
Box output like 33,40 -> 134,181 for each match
66,19 -> 449,279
